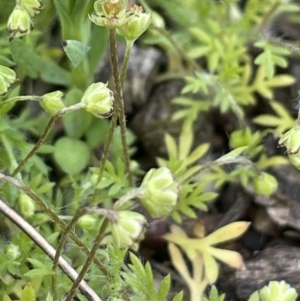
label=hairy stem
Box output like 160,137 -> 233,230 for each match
0,173 -> 107,275
184,157 -> 259,183
11,103 -> 84,177
52,207 -> 108,297
109,29 -> 133,186
91,40 -> 134,205
0,199 -> 101,301
65,218 -> 109,301
91,110 -> 118,206
0,95 -> 41,107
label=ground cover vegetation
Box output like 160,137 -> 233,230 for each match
0,0 -> 300,300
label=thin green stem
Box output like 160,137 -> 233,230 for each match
109,29 -> 133,186
91,40 -> 134,205
52,207 -> 108,298
0,95 -> 40,107
184,157 -> 259,183
65,218 -> 109,301
0,173 -> 108,275
90,108 -> 118,206
11,103 -> 84,177
120,40 -> 133,87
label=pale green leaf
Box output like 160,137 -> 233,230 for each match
165,133 -> 178,159
172,291 -> 183,301
21,283 -> 36,301
63,40 -> 91,68
201,222 -> 250,246
186,143 -> 210,166
179,129 -> 193,160
156,274 -> 171,301
168,243 -> 192,284
248,291 -> 260,301
202,249 -> 218,284
218,146 -> 247,160
53,137 -> 90,175
253,115 -> 282,127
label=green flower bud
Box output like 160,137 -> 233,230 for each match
279,125 -> 300,155
40,91 -> 65,116
140,167 -> 178,218
111,210 -> 147,248
253,172 -> 278,196
5,243 -> 21,260
18,193 -> 35,218
89,0 -> 128,29
288,153 -> 300,170
81,82 -> 114,118
21,0 -> 44,17
0,65 -> 17,95
118,5 -> 151,42
7,5 -> 33,40
77,214 -> 98,230
259,281 -> 298,301
278,125 -> 300,169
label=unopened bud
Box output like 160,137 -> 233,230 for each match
77,214 -> 98,230
18,193 -> 35,218
40,91 -> 65,116
5,244 -> 21,260
118,5 -> 151,42
111,210 -> 147,248
7,5 -> 33,40
253,172 -> 278,196
140,167 -> 178,218
21,0 -> 44,17
259,281 -> 298,301
278,125 -> 300,170
0,65 -> 17,95
81,82 -> 114,118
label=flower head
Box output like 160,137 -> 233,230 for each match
89,0 -> 128,29
7,5 -> 33,40
111,210 -> 147,248
118,5 -> 151,42
40,91 -> 65,116
81,82 -> 114,118
259,281 -> 298,301
140,167 -> 178,218
0,65 -> 17,95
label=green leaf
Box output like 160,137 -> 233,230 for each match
156,274 -> 171,301
53,137 -> 90,175
218,146 -> 247,160
248,291 -> 260,301
88,25 -> 109,74
10,39 -> 71,85
24,268 -> 55,278
172,291 -> 183,301
21,283 -> 36,301
62,88 -> 92,138
63,40 -> 91,68
165,133 -> 178,160
46,293 -> 53,301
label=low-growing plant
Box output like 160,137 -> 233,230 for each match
1,0 -> 300,300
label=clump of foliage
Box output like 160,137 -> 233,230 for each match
0,0 -> 300,300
